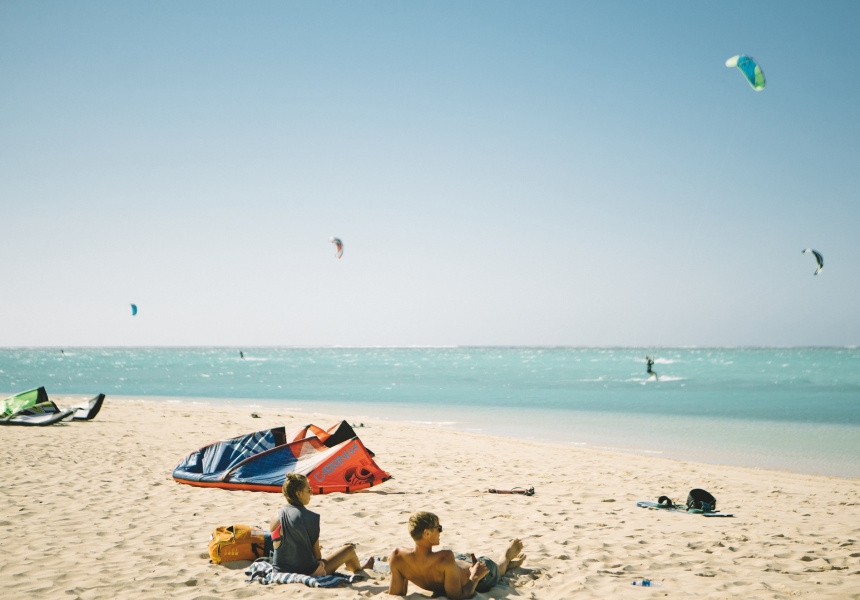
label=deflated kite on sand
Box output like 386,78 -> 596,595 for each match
1,387 -> 105,426
173,421 -> 390,493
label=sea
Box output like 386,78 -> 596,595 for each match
2,347 -> 859,478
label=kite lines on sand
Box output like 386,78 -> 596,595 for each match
802,249 -> 823,276
726,55 -> 765,91
329,236 -> 344,259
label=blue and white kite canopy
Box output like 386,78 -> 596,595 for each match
802,249 -> 823,276
726,55 -> 766,91
131,303 -> 138,316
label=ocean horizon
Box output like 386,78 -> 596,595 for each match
3,346 -> 859,478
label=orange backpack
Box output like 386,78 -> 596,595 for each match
208,524 -> 268,564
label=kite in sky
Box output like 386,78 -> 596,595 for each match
131,303 -> 138,316
802,249 -> 823,276
329,236 -> 344,259
726,55 -> 766,91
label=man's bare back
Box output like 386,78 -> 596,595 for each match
389,546 -> 473,597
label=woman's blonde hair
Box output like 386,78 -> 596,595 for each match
283,473 -> 309,505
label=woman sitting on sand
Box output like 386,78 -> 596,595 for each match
270,473 -> 373,576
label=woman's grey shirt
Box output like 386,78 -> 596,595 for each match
273,503 -> 321,575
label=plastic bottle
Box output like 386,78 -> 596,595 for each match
632,579 -> 662,587
373,557 -> 390,574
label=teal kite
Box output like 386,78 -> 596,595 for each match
131,303 -> 138,316
726,55 -> 765,91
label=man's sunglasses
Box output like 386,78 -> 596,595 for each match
432,525 -> 443,532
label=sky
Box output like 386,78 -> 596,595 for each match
1,1 -> 858,347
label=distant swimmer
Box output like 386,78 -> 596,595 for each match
645,355 -> 658,381
239,351 -> 245,359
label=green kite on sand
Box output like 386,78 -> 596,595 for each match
1,387 -> 105,426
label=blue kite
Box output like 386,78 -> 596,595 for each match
726,55 -> 766,91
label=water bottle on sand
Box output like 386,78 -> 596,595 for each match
373,557 -> 390,574
632,579 -> 662,587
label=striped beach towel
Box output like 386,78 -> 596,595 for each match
244,560 -> 359,587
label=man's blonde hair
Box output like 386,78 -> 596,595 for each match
408,511 -> 439,541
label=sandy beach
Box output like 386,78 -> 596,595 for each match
3,398 -> 860,599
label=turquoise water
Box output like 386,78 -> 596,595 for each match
2,347 -> 859,477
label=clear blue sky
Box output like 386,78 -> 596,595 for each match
1,1 -> 858,347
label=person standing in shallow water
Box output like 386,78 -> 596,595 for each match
269,473 -> 373,576
646,355 -> 658,380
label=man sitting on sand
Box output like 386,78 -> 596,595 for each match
387,511 -> 525,598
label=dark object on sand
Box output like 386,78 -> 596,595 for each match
636,500 -> 733,517
686,488 -> 717,512
488,487 -> 535,496
638,488 -> 731,517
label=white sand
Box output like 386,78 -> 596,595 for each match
3,398 -> 860,599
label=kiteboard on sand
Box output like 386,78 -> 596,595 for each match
636,501 -> 733,517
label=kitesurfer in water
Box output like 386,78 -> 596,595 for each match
645,355 -> 658,380
239,351 -> 244,359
